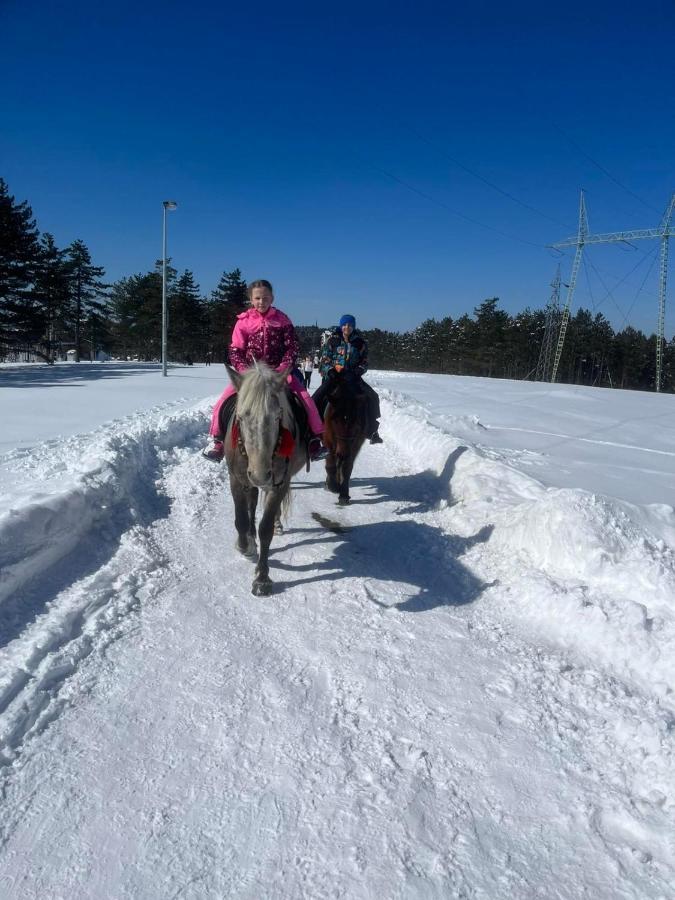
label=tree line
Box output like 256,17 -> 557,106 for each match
0,178 -> 248,364
1,177 -> 672,391
360,298 -> 675,392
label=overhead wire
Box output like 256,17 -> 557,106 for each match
617,245 -> 661,329
396,120 -> 574,231
584,251 -> 656,323
551,121 -> 662,216
361,159 -> 545,249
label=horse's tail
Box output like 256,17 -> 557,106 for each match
280,484 -> 293,521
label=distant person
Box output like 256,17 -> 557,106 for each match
205,350 -> 212,366
202,279 -> 326,462
313,314 -> 383,444
302,354 -> 314,388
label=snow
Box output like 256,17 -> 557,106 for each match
0,361 -> 674,898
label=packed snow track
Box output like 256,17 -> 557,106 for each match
0,376 -> 673,899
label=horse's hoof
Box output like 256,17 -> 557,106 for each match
252,579 -> 272,596
338,496 -> 350,506
274,522 -> 284,536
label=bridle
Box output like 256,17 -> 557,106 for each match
231,415 -> 296,489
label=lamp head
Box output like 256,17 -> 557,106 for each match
163,200 -> 178,210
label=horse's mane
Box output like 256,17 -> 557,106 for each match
327,374 -> 362,418
237,362 -> 294,430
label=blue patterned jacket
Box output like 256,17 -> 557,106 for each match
319,329 -> 369,380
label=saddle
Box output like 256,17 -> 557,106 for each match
218,394 -> 238,438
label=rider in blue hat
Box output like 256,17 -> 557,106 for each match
313,314 -> 383,443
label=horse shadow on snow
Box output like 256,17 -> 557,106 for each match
271,515 -> 494,613
347,445 -> 469,514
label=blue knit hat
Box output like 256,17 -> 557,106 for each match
339,314 -> 356,328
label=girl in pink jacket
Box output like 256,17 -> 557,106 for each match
203,279 -> 325,461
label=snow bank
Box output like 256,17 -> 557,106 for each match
379,387 -> 675,704
0,402 -> 210,607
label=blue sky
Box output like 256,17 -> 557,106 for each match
2,0 -> 674,335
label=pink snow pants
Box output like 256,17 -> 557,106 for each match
209,373 -> 323,437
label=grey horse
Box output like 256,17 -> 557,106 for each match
223,362 -> 307,595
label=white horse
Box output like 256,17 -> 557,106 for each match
223,362 -> 307,595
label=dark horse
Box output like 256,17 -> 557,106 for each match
322,372 -> 369,505
223,362 -> 307,595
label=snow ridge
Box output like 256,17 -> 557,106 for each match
379,388 -> 675,704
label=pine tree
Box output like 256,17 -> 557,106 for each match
34,233 -> 70,361
109,270 -> 165,361
208,268 -> 248,362
473,297 -> 510,377
0,177 -> 41,352
169,270 -> 206,362
64,240 -> 108,361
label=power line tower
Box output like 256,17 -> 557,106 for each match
549,191 -> 675,390
535,265 -> 562,382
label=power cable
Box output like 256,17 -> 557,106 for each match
585,255 -> 637,322
551,122 -> 662,216
362,160 -> 545,249
398,121 -> 574,231
618,245 -> 660,329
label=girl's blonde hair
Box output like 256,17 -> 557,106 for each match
247,279 -> 273,298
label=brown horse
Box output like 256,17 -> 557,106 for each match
223,362 -> 307,595
322,372 -> 369,505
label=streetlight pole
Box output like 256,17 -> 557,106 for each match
162,200 -> 178,376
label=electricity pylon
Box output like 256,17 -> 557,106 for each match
535,265 -> 562,382
549,191 -> 674,390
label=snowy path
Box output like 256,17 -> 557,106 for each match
0,390 -> 673,898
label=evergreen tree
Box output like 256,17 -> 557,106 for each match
34,233 -> 70,360
507,308 -> 545,380
295,324 -> 323,356
472,297 -> 509,376
435,316 -> 456,373
64,240 -> 108,361
169,270 -> 206,361
208,268 -> 248,362
0,177 -> 41,351
109,275 -> 139,359
610,325 -> 647,388
109,270 -> 166,361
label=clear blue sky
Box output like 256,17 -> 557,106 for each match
2,0 -> 674,336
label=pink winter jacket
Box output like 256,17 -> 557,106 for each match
229,307 -> 300,373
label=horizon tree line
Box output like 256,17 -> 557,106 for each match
1,177 -> 673,392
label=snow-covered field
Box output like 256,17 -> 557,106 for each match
1,362 -> 674,899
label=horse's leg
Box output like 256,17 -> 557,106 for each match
337,438 -> 365,505
232,480 -> 258,558
336,453 -> 352,505
231,479 -> 254,557
252,488 -> 284,596
264,489 -> 284,535
325,448 -> 340,493
246,486 -> 259,556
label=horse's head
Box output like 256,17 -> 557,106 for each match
227,362 -> 294,488
324,372 -> 366,457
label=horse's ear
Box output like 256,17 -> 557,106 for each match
226,365 -> 243,391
